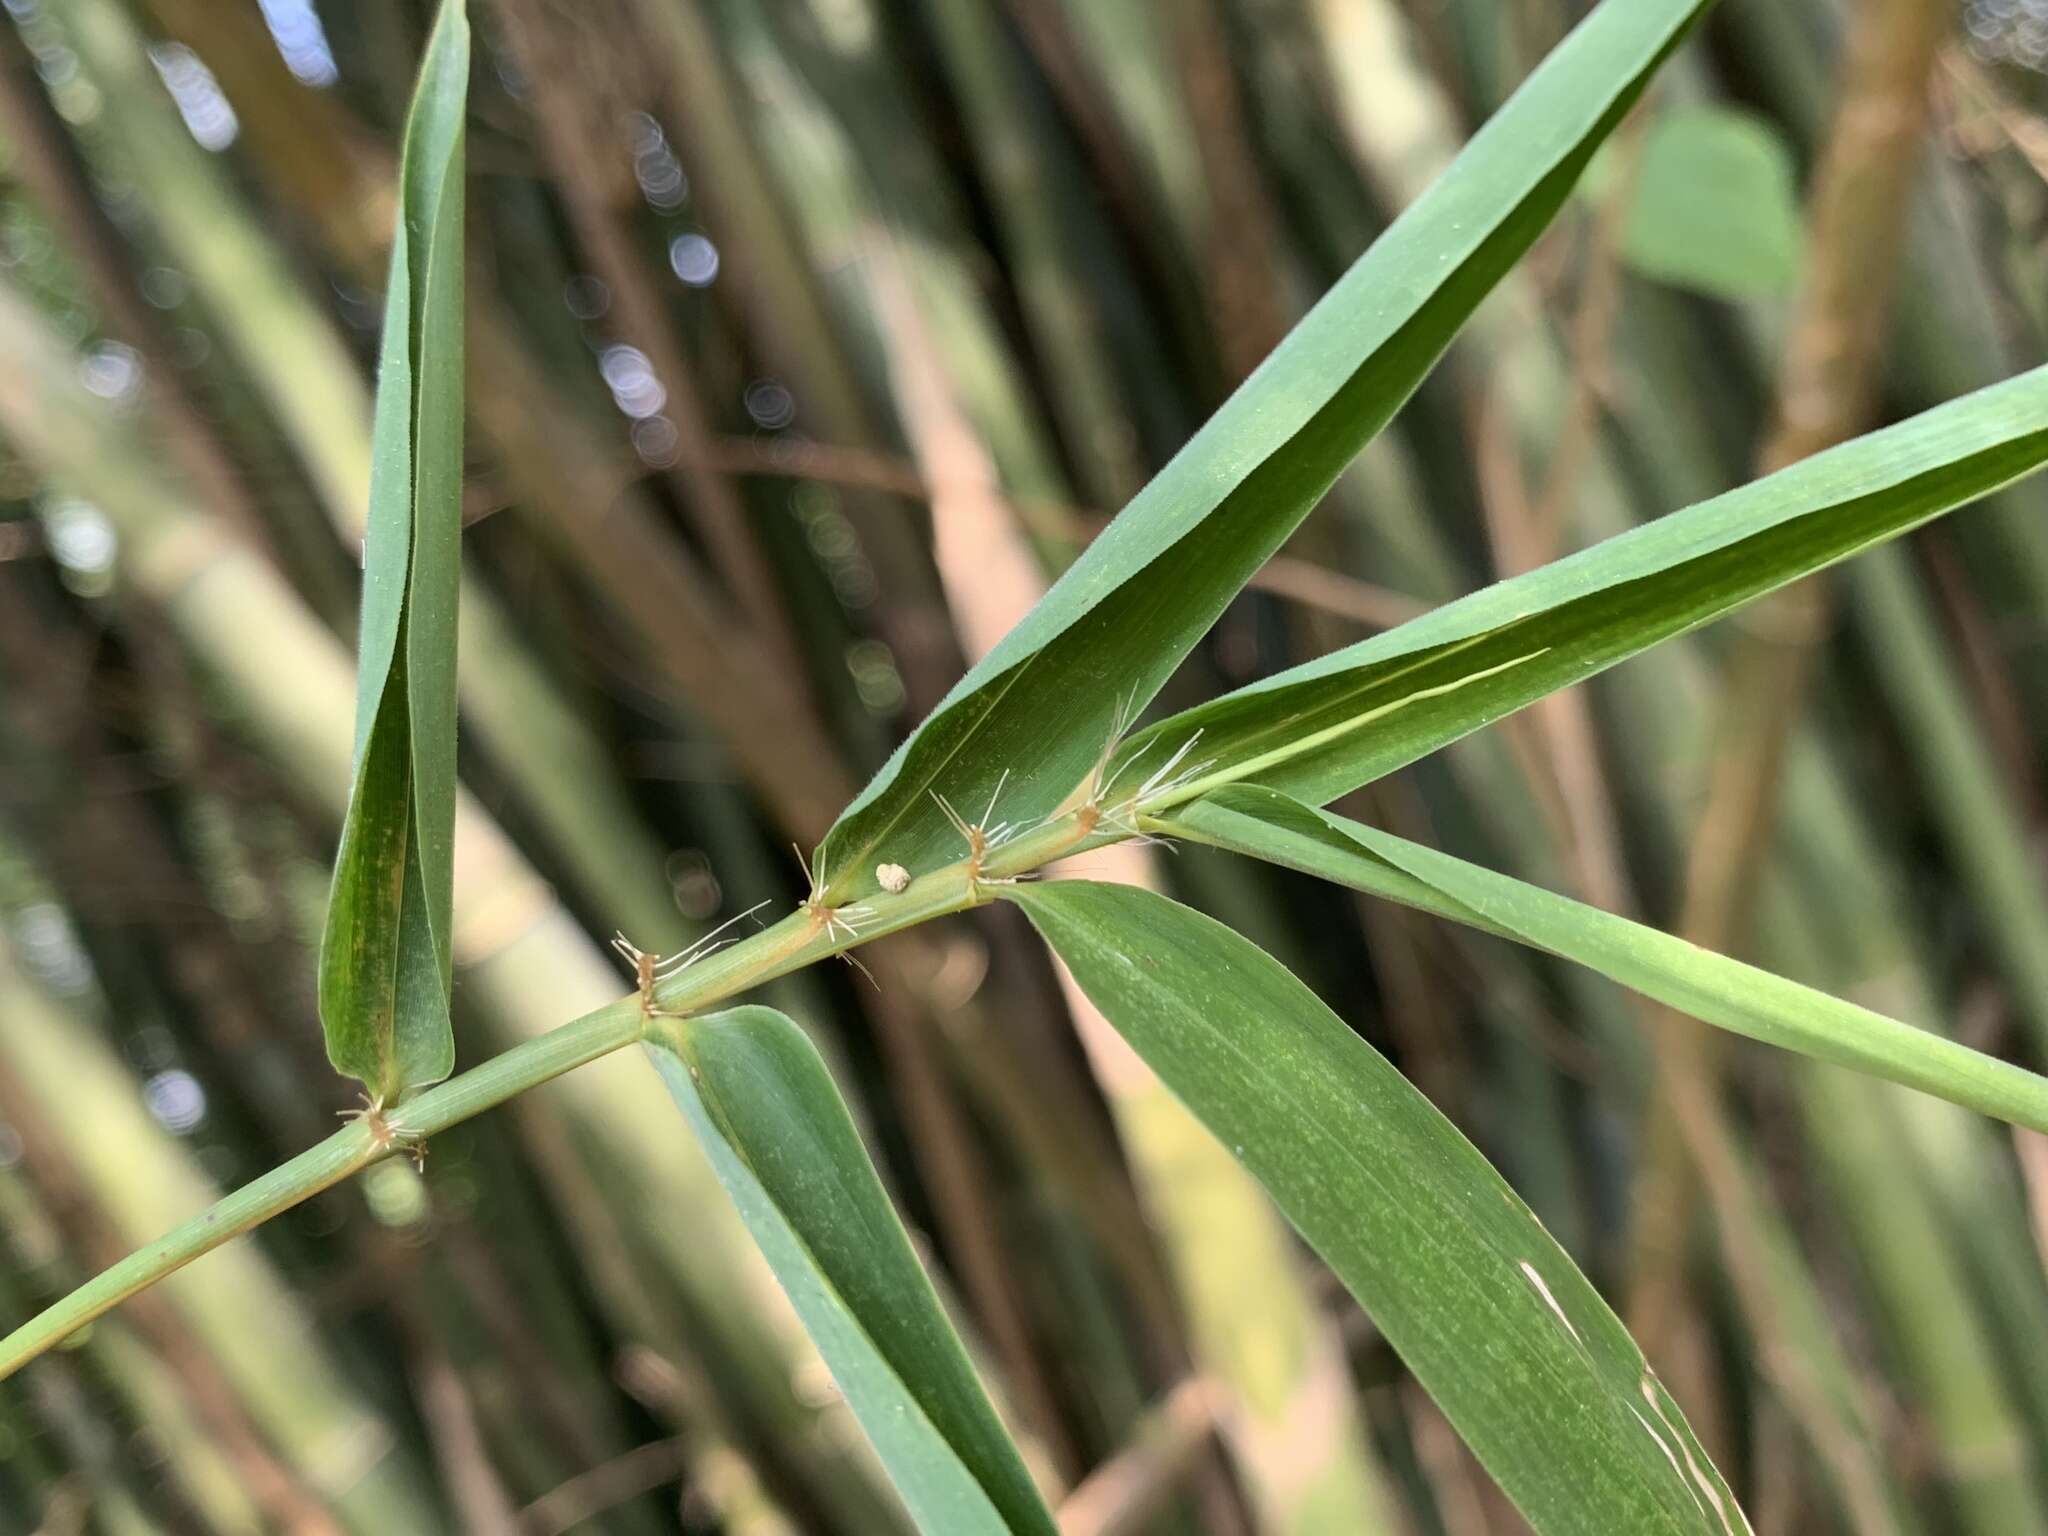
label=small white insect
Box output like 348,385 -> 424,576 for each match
876,862 -> 911,894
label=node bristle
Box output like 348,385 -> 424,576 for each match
980,768 -> 1012,829
931,790 -> 976,845
1134,729 -> 1204,801
790,842 -> 824,900
1097,736 -> 1156,805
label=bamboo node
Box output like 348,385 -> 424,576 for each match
932,769 -> 1032,894
611,902 -> 772,1019
340,1094 -> 427,1171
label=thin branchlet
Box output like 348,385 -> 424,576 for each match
6,766 -> 1172,1382
0,787 -> 1149,1376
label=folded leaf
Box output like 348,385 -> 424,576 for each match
1119,367 -> 2048,814
1005,879 -> 1747,1536
645,1008 -> 1058,1536
318,0 -> 468,1101
811,0 -> 1710,901
1159,786 -> 2048,1133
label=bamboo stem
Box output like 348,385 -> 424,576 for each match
488,0 -> 813,692
56,0 -> 376,536
0,933 -> 448,1527
629,0 -> 970,713
0,1000 -> 641,1380
0,16 -> 274,564
1624,0 -> 1951,1352
0,273 -> 909,1532
0,801 -> 1116,1380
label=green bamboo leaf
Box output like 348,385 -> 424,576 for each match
318,0 -> 469,1103
1617,106 -> 1804,300
1158,786 -> 2048,1133
644,1008 -> 1058,1536
811,0 -> 1709,901
1004,880 -> 1747,1536
1117,368 -> 2048,815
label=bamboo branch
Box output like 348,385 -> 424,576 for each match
0,16 -> 275,564
0,997 -> 643,1379
488,0 -> 812,690
1055,1379 -> 1222,1536
1625,0 -> 1952,1333
518,1438 -> 694,1536
470,276 -> 1081,1469
0,785 -> 1127,1379
467,427 -> 1426,634
0,1052 -> 342,1534
628,0 -> 970,713
0,271 -> 906,1535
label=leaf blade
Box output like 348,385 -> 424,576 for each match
1004,879 -> 1745,1536
316,0 -> 469,1099
318,688 -> 412,1095
1618,106 -> 1804,300
1124,368 -> 2048,813
812,0 -> 1711,900
646,1008 -> 1058,1536
399,6 -> 471,997
1156,785 -> 2048,1134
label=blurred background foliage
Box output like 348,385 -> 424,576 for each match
1,0 -> 2047,1531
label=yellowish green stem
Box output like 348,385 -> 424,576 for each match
0,807 -> 1111,1380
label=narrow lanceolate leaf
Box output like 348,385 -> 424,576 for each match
1160,787 -> 2048,1134
645,1009 -> 1058,1536
1005,880 -> 1749,1536
1119,367 -> 2048,815
810,0 -> 1709,901
318,0 -> 469,1102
